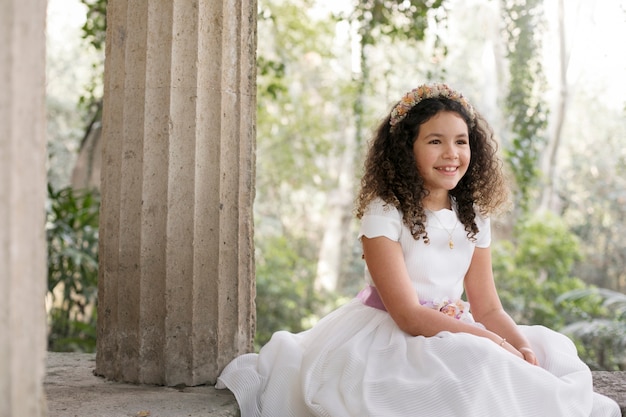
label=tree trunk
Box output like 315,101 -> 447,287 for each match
314,160 -> 356,293
539,0 -> 569,212
314,22 -> 365,294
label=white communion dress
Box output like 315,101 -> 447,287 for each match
216,198 -> 621,417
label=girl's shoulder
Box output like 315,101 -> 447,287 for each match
471,207 -> 491,248
363,197 -> 401,217
359,197 -> 403,241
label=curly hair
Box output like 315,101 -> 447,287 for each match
355,95 -> 509,243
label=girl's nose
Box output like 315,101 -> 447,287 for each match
443,144 -> 459,159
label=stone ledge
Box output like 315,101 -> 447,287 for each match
593,371 -> 626,416
45,353 -> 239,417
45,352 -> 625,416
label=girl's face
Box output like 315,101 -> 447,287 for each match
412,111 -> 470,196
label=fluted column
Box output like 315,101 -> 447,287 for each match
0,0 -> 48,416
96,0 -> 256,386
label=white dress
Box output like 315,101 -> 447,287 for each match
217,198 -> 621,417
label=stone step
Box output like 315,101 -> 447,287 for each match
45,352 -> 625,416
45,353 -> 239,417
593,371 -> 626,416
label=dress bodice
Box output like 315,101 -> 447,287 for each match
358,198 -> 490,301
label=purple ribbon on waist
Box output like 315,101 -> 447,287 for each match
356,285 -> 387,311
356,285 -> 474,323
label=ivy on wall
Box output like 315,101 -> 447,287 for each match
500,0 -> 549,215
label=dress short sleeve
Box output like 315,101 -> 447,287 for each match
474,213 -> 491,248
358,198 -> 402,242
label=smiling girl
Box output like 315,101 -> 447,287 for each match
217,83 -> 620,417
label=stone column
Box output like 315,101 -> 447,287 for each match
96,0 -> 256,386
0,0 -> 48,416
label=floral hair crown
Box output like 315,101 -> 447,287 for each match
389,83 -> 475,131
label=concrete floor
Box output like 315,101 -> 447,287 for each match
44,352 -> 239,417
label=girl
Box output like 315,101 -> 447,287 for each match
217,83 -> 621,416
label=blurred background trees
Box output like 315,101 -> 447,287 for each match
46,0 -> 626,369
46,185 -> 99,351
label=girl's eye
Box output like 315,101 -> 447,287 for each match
429,139 -> 441,144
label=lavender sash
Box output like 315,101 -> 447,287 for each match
356,285 -> 475,323
356,285 -> 387,311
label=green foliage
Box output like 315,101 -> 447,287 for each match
348,0 -> 446,46
558,288 -> 626,370
80,0 -> 107,51
255,234 -> 329,349
492,211 -> 626,369
492,211 -> 598,328
343,0 -> 448,147
256,0 -> 341,193
559,120 -> 626,290
46,185 -> 100,352
500,0 -> 548,214
257,56 -> 287,100
77,0 -> 106,119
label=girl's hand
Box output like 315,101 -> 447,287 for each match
518,347 -> 539,366
499,339 -> 524,360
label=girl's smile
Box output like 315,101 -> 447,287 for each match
435,165 -> 461,175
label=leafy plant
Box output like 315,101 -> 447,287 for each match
80,0 -> 107,51
78,0 -> 106,150
46,184 -> 100,352
492,211 -> 599,329
255,234 -> 332,349
347,0 -> 446,48
492,211 -> 626,370
558,288 -> 626,370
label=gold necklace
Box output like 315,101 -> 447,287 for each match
427,209 -> 458,249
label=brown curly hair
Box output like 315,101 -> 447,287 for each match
355,95 -> 509,243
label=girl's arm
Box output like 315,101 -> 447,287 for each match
464,246 -> 539,365
362,236 -> 527,361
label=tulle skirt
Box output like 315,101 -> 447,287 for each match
217,299 -> 621,417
